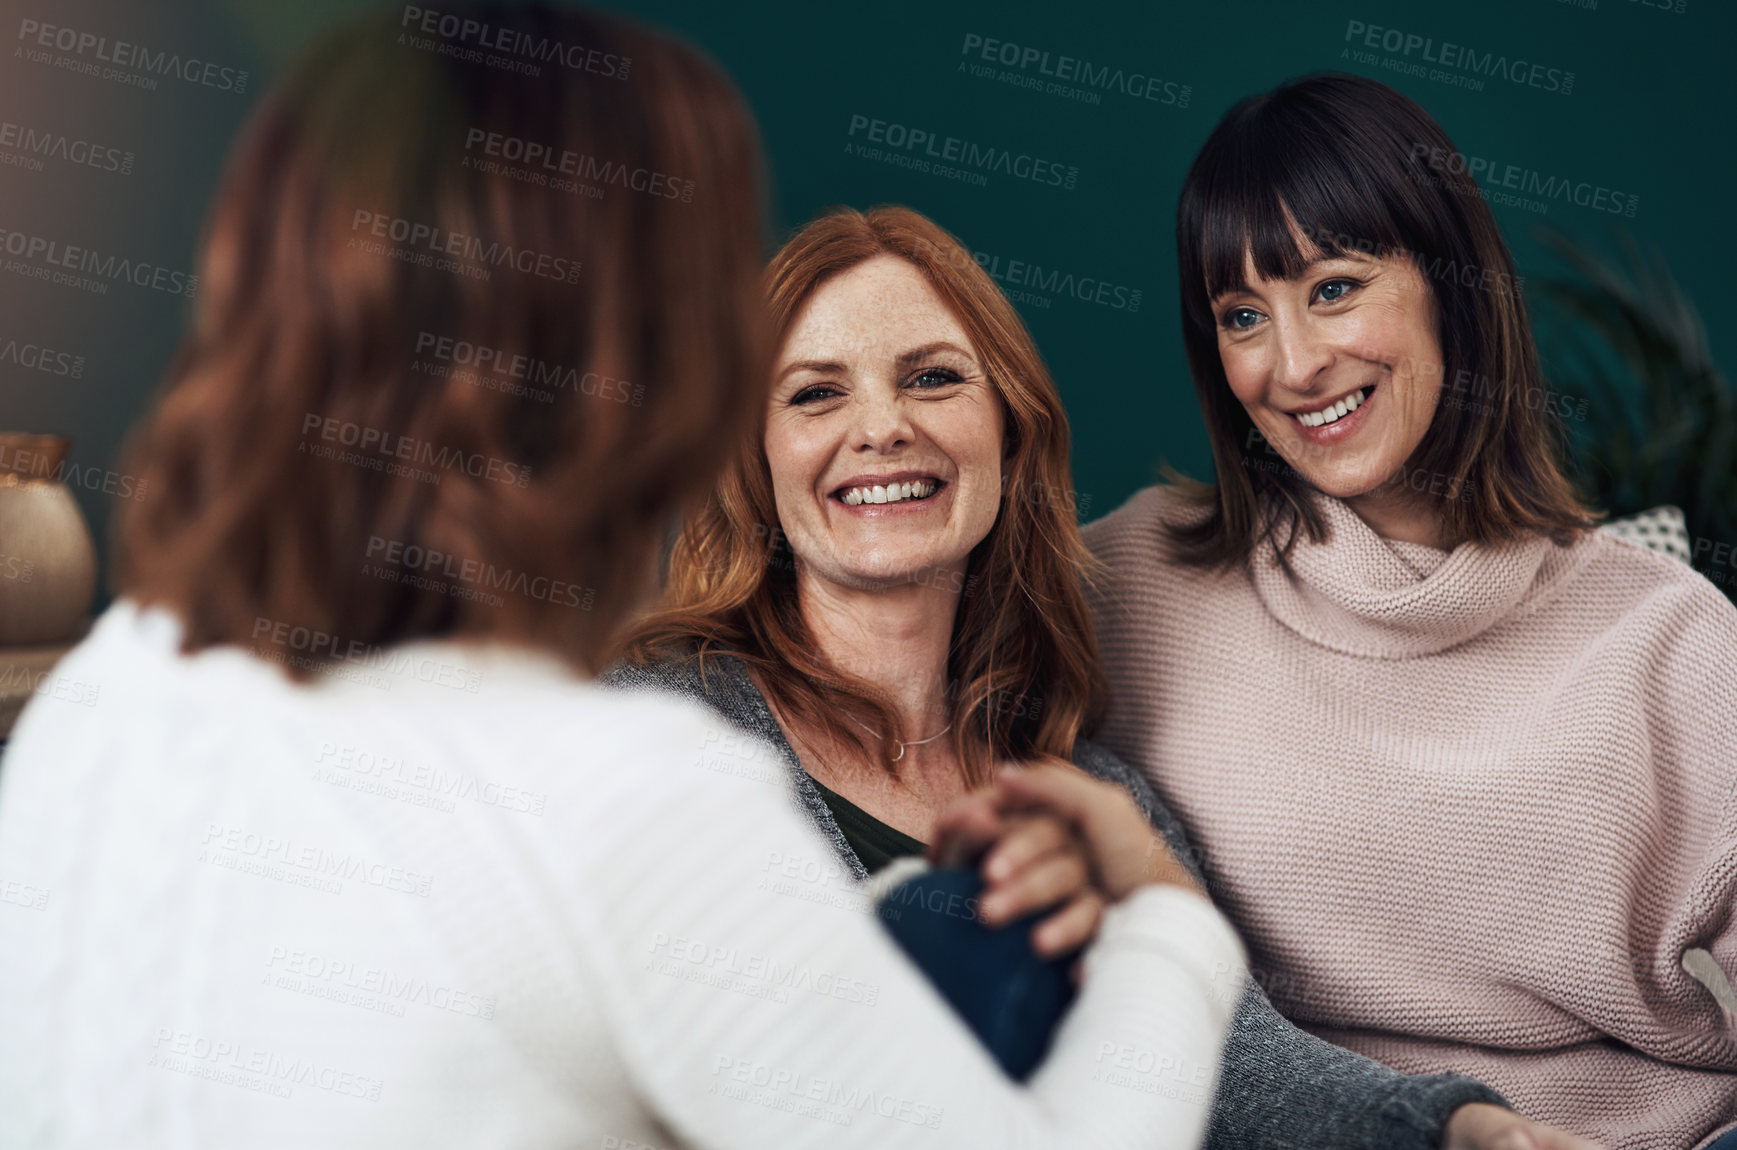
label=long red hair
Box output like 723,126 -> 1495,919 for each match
614,206 -> 1105,786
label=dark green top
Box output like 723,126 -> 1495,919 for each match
805,774 -> 926,873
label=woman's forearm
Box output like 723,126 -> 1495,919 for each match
1205,979 -> 1505,1150
583,716 -> 1249,1148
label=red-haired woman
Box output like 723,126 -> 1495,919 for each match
0,6 -> 1241,1147
608,204 -> 1592,1150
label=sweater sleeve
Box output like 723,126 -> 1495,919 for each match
567,708 -> 1249,1150
1637,563 -> 1737,1063
1071,737 -> 1509,1149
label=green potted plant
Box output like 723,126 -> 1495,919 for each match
1539,230 -> 1737,604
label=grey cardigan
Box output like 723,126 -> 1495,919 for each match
602,653 -> 1507,1149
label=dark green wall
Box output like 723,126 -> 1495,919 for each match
3,0 -> 1730,591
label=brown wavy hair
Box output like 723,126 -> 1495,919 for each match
118,2 -> 770,675
1170,72 -> 1594,566
614,206 -> 1106,786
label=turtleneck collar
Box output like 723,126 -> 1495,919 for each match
1247,494 -> 1593,659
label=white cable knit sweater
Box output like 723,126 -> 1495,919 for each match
1082,486 -> 1737,1150
0,600 -> 1244,1149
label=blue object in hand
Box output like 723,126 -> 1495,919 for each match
876,865 -> 1078,1081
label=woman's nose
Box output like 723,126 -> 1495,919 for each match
851,387 -> 915,452
1267,318 -> 1333,394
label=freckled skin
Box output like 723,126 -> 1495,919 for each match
1212,245 -> 1447,546
766,254 -> 1006,592
757,255 -> 1009,841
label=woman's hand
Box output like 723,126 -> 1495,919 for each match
1442,1103 -> 1607,1150
928,760 -> 1199,957
987,760 -> 1199,900
928,797 -> 1103,957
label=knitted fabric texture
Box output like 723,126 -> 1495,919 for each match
1082,486 -> 1737,1150
602,652 -> 1506,1149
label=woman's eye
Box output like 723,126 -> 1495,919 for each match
1223,308 -> 1261,331
1316,278 -> 1359,304
790,384 -> 842,405
910,367 -> 963,389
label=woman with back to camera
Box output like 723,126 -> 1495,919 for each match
608,203 -> 1598,1150
0,5 -> 1251,1147
1083,72 -> 1737,1150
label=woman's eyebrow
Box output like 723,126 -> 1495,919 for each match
895,341 -> 974,369
1310,251 -> 1380,268
775,359 -> 846,383
1212,252 -> 1376,300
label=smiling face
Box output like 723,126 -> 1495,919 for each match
764,254 -> 1006,594
1212,243 -> 1445,518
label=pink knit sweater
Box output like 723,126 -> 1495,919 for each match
1082,486 -> 1737,1150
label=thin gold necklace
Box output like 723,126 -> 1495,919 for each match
847,715 -> 953,763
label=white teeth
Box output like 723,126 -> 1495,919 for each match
839,480 -> 937,507
1298,387 -> 1366,428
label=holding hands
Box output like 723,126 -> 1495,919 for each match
927,759 -> 1199,957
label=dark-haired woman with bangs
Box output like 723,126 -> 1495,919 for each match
608,203 -> 1598,1150
1084,72 -> 1737,1149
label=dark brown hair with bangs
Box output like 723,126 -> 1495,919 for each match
615,206 -> 1107,787
1169,71 -> 1593,565
117,2 -> 770,675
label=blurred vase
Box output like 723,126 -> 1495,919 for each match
0,434 -> 97,646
